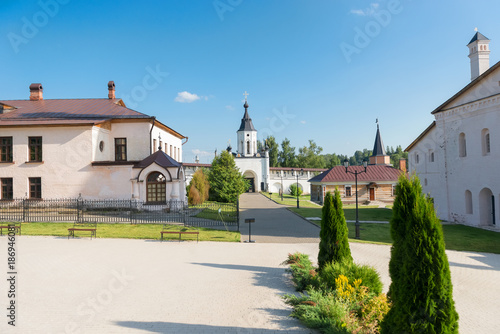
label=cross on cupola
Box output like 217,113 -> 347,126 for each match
158,134 -> 162,151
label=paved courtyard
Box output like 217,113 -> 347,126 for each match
0,193 -> 499,333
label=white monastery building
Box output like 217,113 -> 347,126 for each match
406,31 -> 499,228
0,82 -> 187,203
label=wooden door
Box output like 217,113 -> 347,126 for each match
369,188 -> 375,201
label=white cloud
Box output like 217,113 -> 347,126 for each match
350,3 -> 379,16
300,120 -> 306,124
191,149 -> 212,156
225,105 -> 235,111
174,91 -> 200,103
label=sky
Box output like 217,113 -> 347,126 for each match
2,0 -> 500,164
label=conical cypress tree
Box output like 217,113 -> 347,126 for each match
382,175 -> 459,333
318,189 -> 352,270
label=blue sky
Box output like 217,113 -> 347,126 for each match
2,0 -> 500,163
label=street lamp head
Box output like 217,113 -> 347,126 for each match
362,159 -> 368,170
343,158 -> 349,172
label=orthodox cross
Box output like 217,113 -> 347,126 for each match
243,91 -> 249,102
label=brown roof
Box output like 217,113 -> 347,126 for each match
0,99 -> 149,124
309,165 -> 402,183
134,149 -> 181,169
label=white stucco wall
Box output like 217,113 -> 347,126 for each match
409,70 -> 500,228
235,156 -> 265,192
0,121 -> 186,201
151,125 -> 183,162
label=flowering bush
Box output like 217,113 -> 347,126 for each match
283,253 -> 390,334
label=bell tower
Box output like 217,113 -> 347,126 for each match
468,29 -> 490,81
237,92 -> 257,157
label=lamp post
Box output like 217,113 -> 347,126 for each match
291,168 -> 303,209
280,171 -> 284,201
343,158 -> 368,240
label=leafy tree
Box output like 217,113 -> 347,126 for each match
318,189 -> 352,271
278,138 -> 297,167
297,140 -> 325,169
257,139 -> 263,152
207,150 -> 249,203
289,183 -> 303,196
187,169 -> 209,205
390,145 -> 408,170
323,153 -> 342,168
265,135 -> 279,167
381,174 -> 459,334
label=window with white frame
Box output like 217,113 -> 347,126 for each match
345,185 -> 352,197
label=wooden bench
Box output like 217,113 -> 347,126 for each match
160,230 -> 199,242
0,225 -> 21,236
68,222 -> 97,239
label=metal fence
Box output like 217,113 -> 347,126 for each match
0,198 -> 239,230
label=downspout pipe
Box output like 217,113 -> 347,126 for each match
149,116 -> 156,154
182,137 -> 189,145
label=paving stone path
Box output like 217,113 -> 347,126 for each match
239,193 -> 320,243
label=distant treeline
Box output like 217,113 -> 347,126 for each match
258,136 -> 408,169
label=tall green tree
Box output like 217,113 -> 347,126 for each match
265,135 -> 279,167
297,140 -> 325,168
381,175 -> 459,334
278,138 -> 296,167
187,168 -> 209,205
207,150 -> 249,203
318,189 -> 352,270
390,145 -> 408,170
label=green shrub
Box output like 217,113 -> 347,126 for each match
318,190 -> 352,270
283,253 -> 319,291
319,260 -> 383,296
382,174 -> 458,333
289,183 -> 303,196
284,289 -> 350,333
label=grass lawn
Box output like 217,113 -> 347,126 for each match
289,207 -> 393,222
291,208 -> 500,254
16,222 -> 240,242
194,205 -> 237,222
261,192 -> 322,208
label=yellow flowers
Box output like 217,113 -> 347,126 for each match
335,275 -> 363,301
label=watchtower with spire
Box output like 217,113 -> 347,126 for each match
369,120 -> 391,165
237,92 -> 257,157
468,29 -> 490,81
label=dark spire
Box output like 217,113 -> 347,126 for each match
468,30 -> 489,45
371,120 -> 387,156
238,100 -> 256,131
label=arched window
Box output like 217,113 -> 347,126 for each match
465,190 -> 473,214
429,151 -> 435,162
246,141 -> 250,154
415,153 -> 419,164
147,172 -> 167,204
482,128 -> 490,155
459,133 -> 467,157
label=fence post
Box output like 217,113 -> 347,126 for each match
237,196 -> 240,232
22,198 -> 26,222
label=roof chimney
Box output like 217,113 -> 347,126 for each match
468,30 -> 490,81
29,83 -> 43,101
108,81 -> 115,99
399,158 -> 407,172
